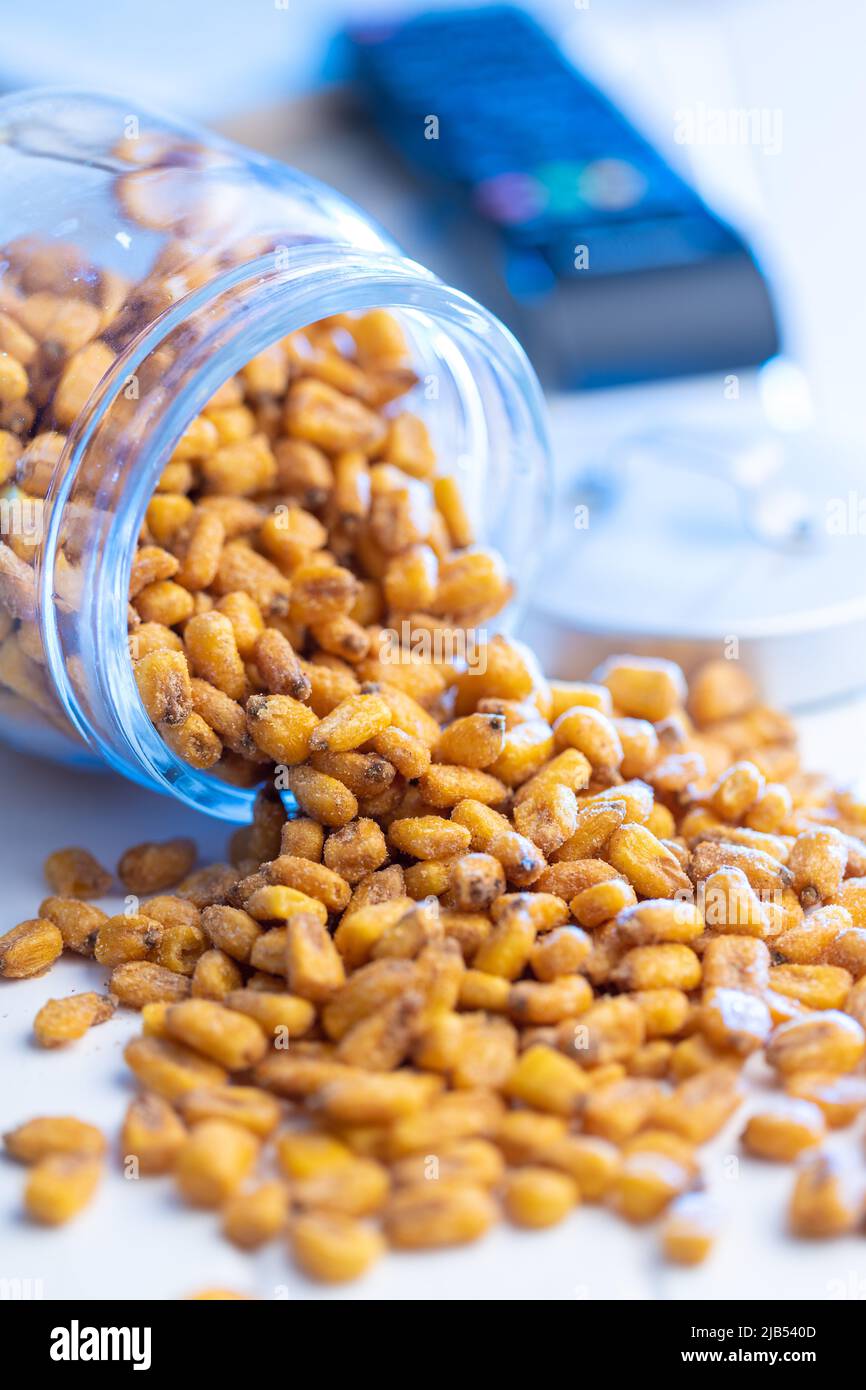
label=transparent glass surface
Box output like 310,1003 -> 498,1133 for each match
0,90 -> 551,817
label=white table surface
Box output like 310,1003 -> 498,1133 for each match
1,695 -> 865,1303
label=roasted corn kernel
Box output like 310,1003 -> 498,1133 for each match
175,1119 -> 259,1207
33,992 -> 114,1046
121,1094 -> 187,1174
24,1154 -> 102,1225
503,1166 -> 578,1228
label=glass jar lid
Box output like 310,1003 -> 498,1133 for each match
527,417 -> 866,710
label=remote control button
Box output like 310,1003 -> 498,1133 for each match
579,159 -> 646,211
475,172 -> 547,226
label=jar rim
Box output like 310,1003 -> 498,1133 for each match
40,244 -> 552,820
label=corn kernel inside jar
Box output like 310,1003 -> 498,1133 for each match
122,311 -> 512,788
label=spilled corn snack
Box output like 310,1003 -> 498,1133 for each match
3,309 -> 866,1286
5,637 -> 866,1283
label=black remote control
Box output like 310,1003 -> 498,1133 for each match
346,6 -> 779,388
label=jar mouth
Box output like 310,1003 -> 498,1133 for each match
40,245 -> 552,820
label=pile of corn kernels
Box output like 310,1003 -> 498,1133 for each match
124,307 -> 518,784
3,309 -> 866,1289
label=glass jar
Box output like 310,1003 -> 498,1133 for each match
0,89 -> 551,820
